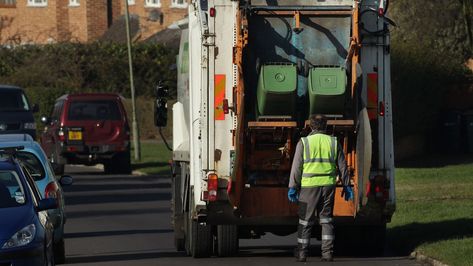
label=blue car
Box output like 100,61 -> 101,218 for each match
0,148 -> 57,266
0,135 -> 72,264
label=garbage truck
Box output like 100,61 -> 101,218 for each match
155,0 -> 395,257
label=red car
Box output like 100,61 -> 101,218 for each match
40,93 -> 131,174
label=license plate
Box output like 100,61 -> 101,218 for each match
68,131 -> 82,141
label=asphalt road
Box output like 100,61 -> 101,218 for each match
61,165 -> 418,266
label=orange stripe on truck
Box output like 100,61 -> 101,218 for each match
215,74 -> 226,120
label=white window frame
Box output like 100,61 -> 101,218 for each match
145,0 -> 161,8
69,0 -> 79,7
127,0 -> 135,5
171,0 -> 187,8
27,0 -> 47,7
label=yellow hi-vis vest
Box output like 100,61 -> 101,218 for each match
301,133 -> 337,188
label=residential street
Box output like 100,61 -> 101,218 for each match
61,165 -> 418,266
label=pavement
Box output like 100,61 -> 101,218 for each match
61,165 -> 419,266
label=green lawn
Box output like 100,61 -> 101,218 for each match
388,156 -> 473,266
131,141 -> 172,175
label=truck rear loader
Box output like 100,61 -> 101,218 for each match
155,0 -> 396,257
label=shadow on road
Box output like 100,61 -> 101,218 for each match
65,251 -> 182,264
66,207 -> 171,219
64,192 -> 171,205
63,183 -> 171,193
388,218 -> 473,255
65,229 -> 173,239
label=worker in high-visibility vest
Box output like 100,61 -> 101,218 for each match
288,114 -> 353,262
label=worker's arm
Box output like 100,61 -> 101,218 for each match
289,140 -> 304,189
337,142 -> 350,187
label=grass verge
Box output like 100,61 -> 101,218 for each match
131,141 -> 172,175
388,156 -> 473,266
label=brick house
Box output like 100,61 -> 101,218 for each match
0,0 -> 188,44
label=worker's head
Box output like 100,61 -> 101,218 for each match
309,114 -> 327,131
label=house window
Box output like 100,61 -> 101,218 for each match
127,0 -> 135,5
0,0 -> 16,8
27,0 -> 47,7
171,0 -> 187,8
145,0 -> 161,8
69,0 -> 79,6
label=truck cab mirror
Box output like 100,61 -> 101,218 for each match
155,81 -> 169,128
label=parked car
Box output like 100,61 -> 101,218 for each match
0,135 -> 72,264
0,85 -> 39,140
40,93 -> 131,174
0,147 -> 57,266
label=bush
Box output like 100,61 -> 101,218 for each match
0,42 -> 177,98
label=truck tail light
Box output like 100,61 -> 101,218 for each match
207,173 -> 218,202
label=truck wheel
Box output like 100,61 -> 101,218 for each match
217,224 -> 238,257
190,220 -> 213,258
185,190 -> 213,258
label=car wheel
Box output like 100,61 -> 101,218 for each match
54,238 -> 66,264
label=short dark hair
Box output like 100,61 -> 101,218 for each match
309,114 -> 327,131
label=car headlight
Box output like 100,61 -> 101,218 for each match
24,122 -> 36,130
2,224 -> 36,249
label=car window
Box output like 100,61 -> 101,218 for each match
15,152 -> 45,181
0,90 -> 30,111
68,100 -> 121,121
0,170 -> 26,208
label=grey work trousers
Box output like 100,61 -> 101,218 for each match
297,185 -> 336,258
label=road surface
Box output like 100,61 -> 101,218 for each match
61,165 -> 418,266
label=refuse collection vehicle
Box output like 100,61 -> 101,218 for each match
154,0 -> 396,258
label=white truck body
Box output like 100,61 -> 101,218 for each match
168,0 -> 395,257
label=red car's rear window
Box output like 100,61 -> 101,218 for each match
67,100 -> 121,121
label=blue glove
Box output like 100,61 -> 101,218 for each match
342,186 -> 354,201
288,188 -> 299,203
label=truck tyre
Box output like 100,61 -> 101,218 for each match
217,224 -> 238,257
190,220 -> 213,258
185,189 -> 213,258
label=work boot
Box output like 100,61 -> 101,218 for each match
294,248 -> 307,262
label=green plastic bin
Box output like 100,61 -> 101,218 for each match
257,65 -> 297,117
308,67 -> 347,115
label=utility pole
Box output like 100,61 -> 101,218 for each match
124,0 -> 141,161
